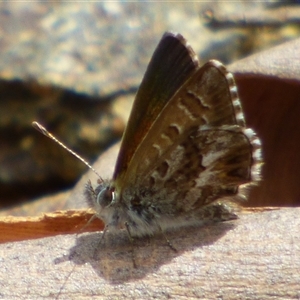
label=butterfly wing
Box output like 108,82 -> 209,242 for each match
118,60 -> 259,209
113,32 -> 199,186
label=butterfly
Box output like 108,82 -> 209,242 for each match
84,32 -> 262,239
33,32 -> 261,243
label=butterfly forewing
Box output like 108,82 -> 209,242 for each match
114,32 -> 199,186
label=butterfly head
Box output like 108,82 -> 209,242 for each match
85,180 -> 127,230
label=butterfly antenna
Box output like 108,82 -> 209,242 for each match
32,121 -> 103,181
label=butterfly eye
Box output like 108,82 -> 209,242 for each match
97,187 -> 113,208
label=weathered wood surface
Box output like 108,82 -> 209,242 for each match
0,207 -> 299,299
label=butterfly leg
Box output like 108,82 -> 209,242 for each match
162,232 -> 177,252
77,214 -> 99,234
154,221 -> 177,252
198,202 -> 239,223
125,222 -> 137,268
93,225 -> 109,260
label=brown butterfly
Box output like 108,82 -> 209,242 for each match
33,32 -> 262,243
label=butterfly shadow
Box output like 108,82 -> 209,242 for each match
61,220 -> 236,284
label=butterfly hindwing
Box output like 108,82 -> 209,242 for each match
120,61 -> 248,188
117,60 -> 257,218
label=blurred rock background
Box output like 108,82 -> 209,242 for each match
1,1 -> 300,215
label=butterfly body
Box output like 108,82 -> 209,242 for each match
85,32 -> 262,239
